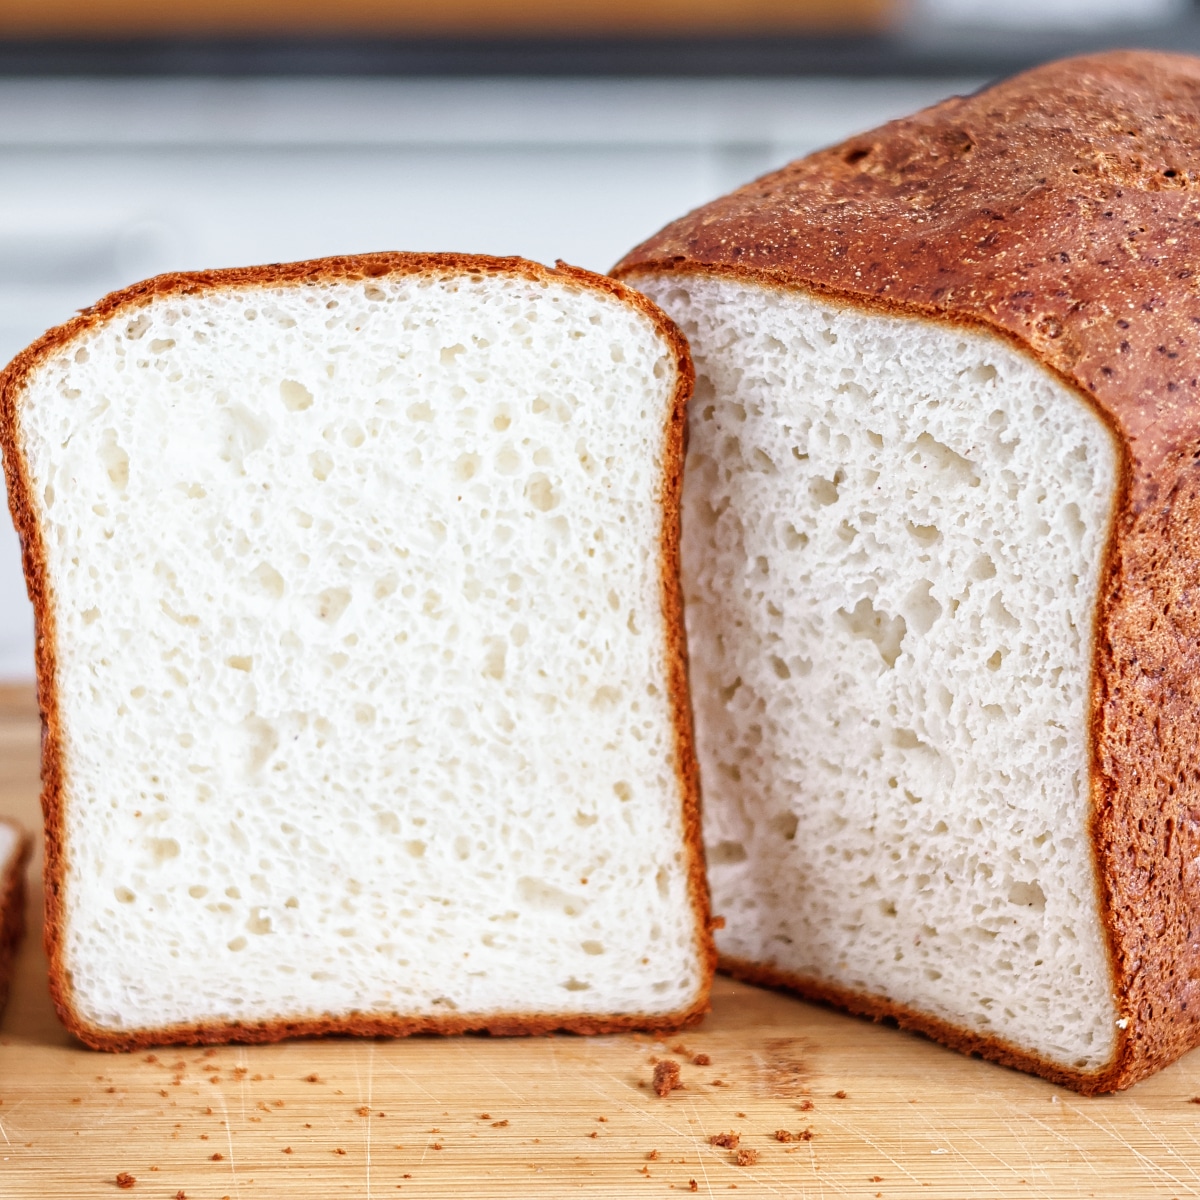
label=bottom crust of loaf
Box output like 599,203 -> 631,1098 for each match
0,822 -> 31,1024
56,996 -> 710,1053
718,954 -> 1132,1096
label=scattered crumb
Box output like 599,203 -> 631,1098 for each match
639,1166 -> 651,1177
106,1087 -> 116,1094
689,1182 -> 698,1193
305,1074 -> 320,1083
671,1043 -> 690,1056
403,1175 -> 412,1179
199,1135 -> 209,1141
774,1130 -> 794,1143
479,1114 -> 491,1120
145,1055 -> 158,1064
647,1150 -> 659,1161
432,1143 -> 443,1151
282,1147 -> 292,1154
175,1192 -> 186,1199
798,1129 -> 814,1141
870,1176 -> 884,1183
653,1061 -> 683,1098
735,1112 -> 746,1119
834,1091 -> 847,1099
115,1173 -> 136,1189
799,1100 -> 814,1112
210,1153 -> 223,1162
589,1132 -> 599,1139
693,1054 -> 711,1066
357,1106 -> 371,1116
710,1080 -> 727,1088
203,1049 -> 217,1058
1189,1097 -> 1200,1105
734,1149 -> 759,1167
334,1148 -> 347,1156
709,1132 -> 740,1149
492,1120 -> 509,1128
597,1117 -> 608,1123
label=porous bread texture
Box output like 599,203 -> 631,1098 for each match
11,261 -> 706,1041
632,272 -> 1120,1074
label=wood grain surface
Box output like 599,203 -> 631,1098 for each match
3,683 -> 1200,1199
0,0 -> 892,38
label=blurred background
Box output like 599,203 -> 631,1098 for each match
0,0 -> 1196,680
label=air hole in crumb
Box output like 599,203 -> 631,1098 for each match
314,588 -> 351,624
1008,881 -> 1047,910
709,841 -> 748,865
581,941 -> 605,956
525,474 -> 559,511
563,978 -> 591,991
114,887 -> 136,904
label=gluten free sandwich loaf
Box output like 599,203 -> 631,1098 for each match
616,50 -> 1200,1093
0,253 -> 713,1049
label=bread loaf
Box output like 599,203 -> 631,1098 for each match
0,818 -> 31,1025
615,50 -> 1200,1093
0,253 -> 713,1049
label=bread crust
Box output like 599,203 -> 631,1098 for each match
614,49 -> 1200,1093
0,818 -> 32,1025
0,252 -> 715,1051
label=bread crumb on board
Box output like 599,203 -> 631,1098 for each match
693,1054 -> 711,1066
653,1060 -> 683,1097
735,1149 -> 759,1167
115,1174 -> 136,1189
709,1132 -> 740,1149
775,1128 -> 814,1142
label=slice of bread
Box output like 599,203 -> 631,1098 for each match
0,818 -> 31,1024
0,253 -> 713,1049
614,50 -> 1200,1093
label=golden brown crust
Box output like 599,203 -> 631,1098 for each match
0,251 -> 713,1051
0,818 -> 32,1024
615,50 -> 1200,1093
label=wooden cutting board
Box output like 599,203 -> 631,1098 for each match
3,683 -> 1200,1199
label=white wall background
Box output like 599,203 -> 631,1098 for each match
0,75 -> 975,680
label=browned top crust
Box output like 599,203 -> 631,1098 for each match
616,50 -> 1200,482
0,252 -> 714,1050
616,51 -> 1200,1093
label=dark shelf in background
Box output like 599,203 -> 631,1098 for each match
1,16 -> 1200,79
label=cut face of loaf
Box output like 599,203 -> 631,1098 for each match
0,254 -> 711,1048
631,273 -> 1120,1075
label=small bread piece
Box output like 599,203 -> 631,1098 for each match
0,818 -> 31,1023
615,50 -> 1200,1093
0,253 -> 712,1049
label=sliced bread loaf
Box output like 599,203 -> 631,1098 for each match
614,50 -> 1200,1093
0,818 -> 31,1025
0,253 -> 712,1049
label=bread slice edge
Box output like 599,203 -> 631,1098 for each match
0,252 -> 715,1051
